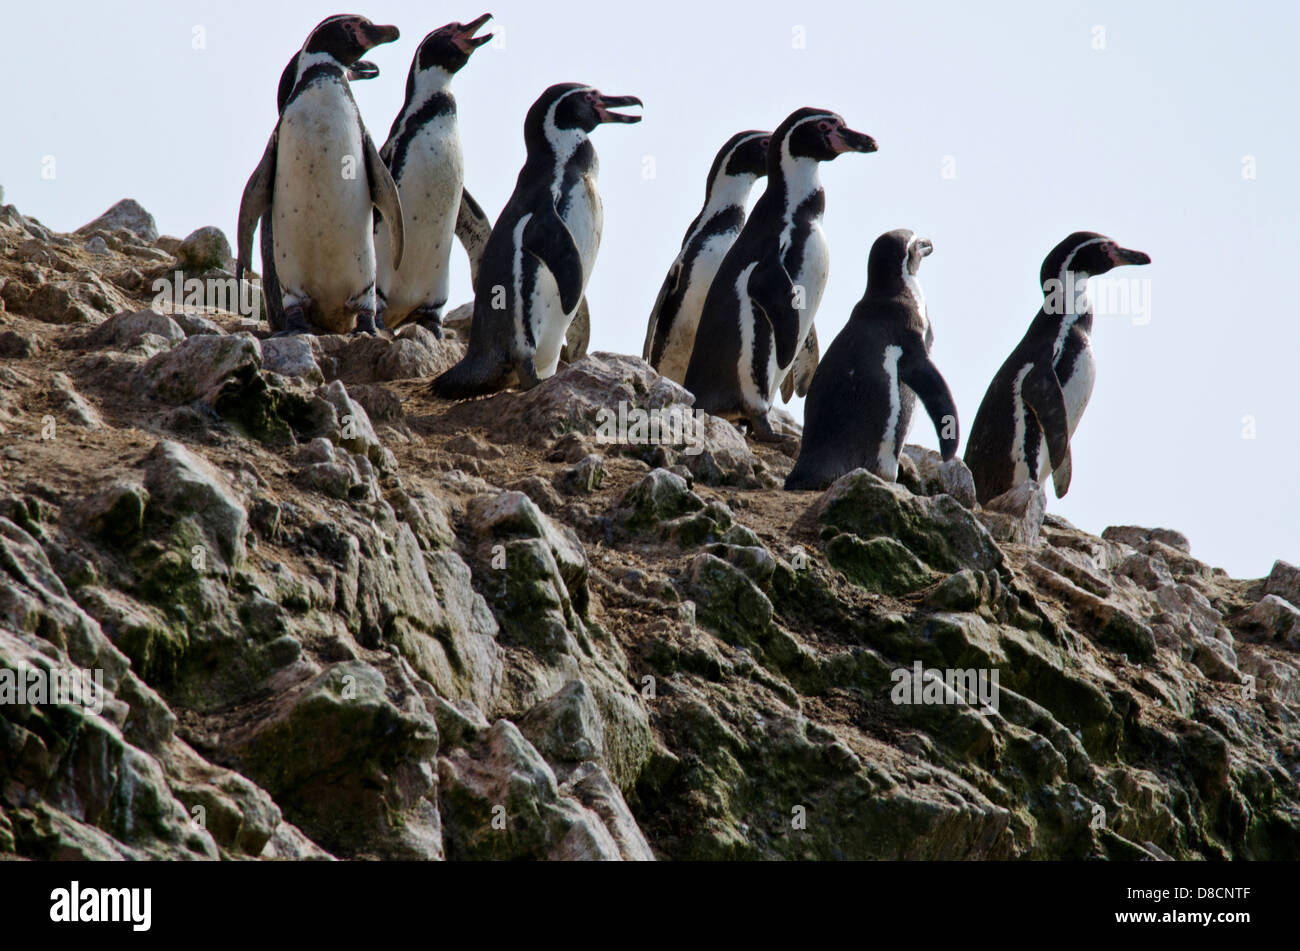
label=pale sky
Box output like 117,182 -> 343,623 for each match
3,1 -> 1297,578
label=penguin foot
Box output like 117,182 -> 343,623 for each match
411,306 -> 444,339
517,359 -> 542,390
351,310 -> 381,336
277,304 -> 314,335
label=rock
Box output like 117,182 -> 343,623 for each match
262,335 -> 324,383
467,490 -> 589,654
622,468 -> 703,526
1243,596 -> 1300,646
76,199 -> 159,243
0,330 -> 41,358
49,373 -> 104,428
979,481 -> 1047,546
684,553 -> 774,647
678,414 -> 766,488
137,331 -> 261,404
1263,561 -> 1300,607
314,380 -> 385,467
81,309 -> 185,350
825,534 -> 933,595
1102,525 -> 1192,555
23,281 -> 106,325
141,440 -> 248,571
926,569 -> 984,612
438,720 -> 627,860
176,226 -> 233,271
814,469 -> 1003,574
84,235 -> 109,255
223,661 -> 442,859
170,311 -> 224,336
519,679 -> 606,764
900,445 -> 978,508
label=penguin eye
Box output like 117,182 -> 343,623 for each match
817,121 -> 832,132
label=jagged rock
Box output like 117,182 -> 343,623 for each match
170,311 -> 224,336
137,331 -> 261,404
825,533 -> 933,595
223,661 -> 442,859
81,309 -> 185,350
176,226 -> 233,271
22,281 -> 105,324
814,469 -> 1003,574
900,444 -> 978,508
622,468 -> 703,526
314,380 -> 386,467
311,329 -> 453,384
141,440 -> 248,571
555,454 -> 606,494
48,372 -> 103,428
1243,595 -> 1300,646
678,413 -> 766,488
262,335 -> 323,383
76,199 -> 159,243
437,719 -> 627,860
519,679 -> 605,764
1263,561 -> 1300,607
467,490 -> 589,654
293,438 -> 379,502
1103,525 -> 1192,555
979,481 -> 1046,546
0,330 -> 40,358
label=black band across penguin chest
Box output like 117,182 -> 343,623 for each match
780,188 -> 825,279
387,92 -> 456,181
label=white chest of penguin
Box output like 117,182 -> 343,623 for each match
1057,336 -> 1097,433
557,155 -> 603,284
274,84 -> 374,283
790,222 -> 830,337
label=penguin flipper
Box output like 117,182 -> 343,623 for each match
363,131 -> 404,270
236,129 -> 278,282
783,324 -> 820,402
456,188 -> 493,287
748,250 -> 800,370
522,206 -> 584,315
644,258 -> 684,364
1021,362 -> 1073,495
900,349 -> 960,461
563,297 -> 591,364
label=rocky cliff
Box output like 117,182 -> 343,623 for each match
1,199 -> 1298,860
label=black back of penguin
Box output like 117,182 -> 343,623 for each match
643,129 -> 770,380
786,229 -> 958,490
683,106 -> 877,438
964,231 -> 1151,503
430,82 -> 643,398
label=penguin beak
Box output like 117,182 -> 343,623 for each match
348,60 -> 380,81
1112,245 -> 1151,266
917,239 -> 934,257
362,23 -> 401,49
828,126 -> 878,154
452,13 -> 494,53
594,94 -> 644,124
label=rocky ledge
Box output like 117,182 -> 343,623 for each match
0,200 -> 1297,860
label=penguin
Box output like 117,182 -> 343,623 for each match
682,107 -> 877,441
785,229 -> 959,490
258,49 -> 384,332
236,14 -> 405,336
430,82 -> 642,398
964,231 -> 1151,503
374,14 -> 494,335
643,130 -> 771,383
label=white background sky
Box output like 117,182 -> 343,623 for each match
3,1 -> 1297,578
